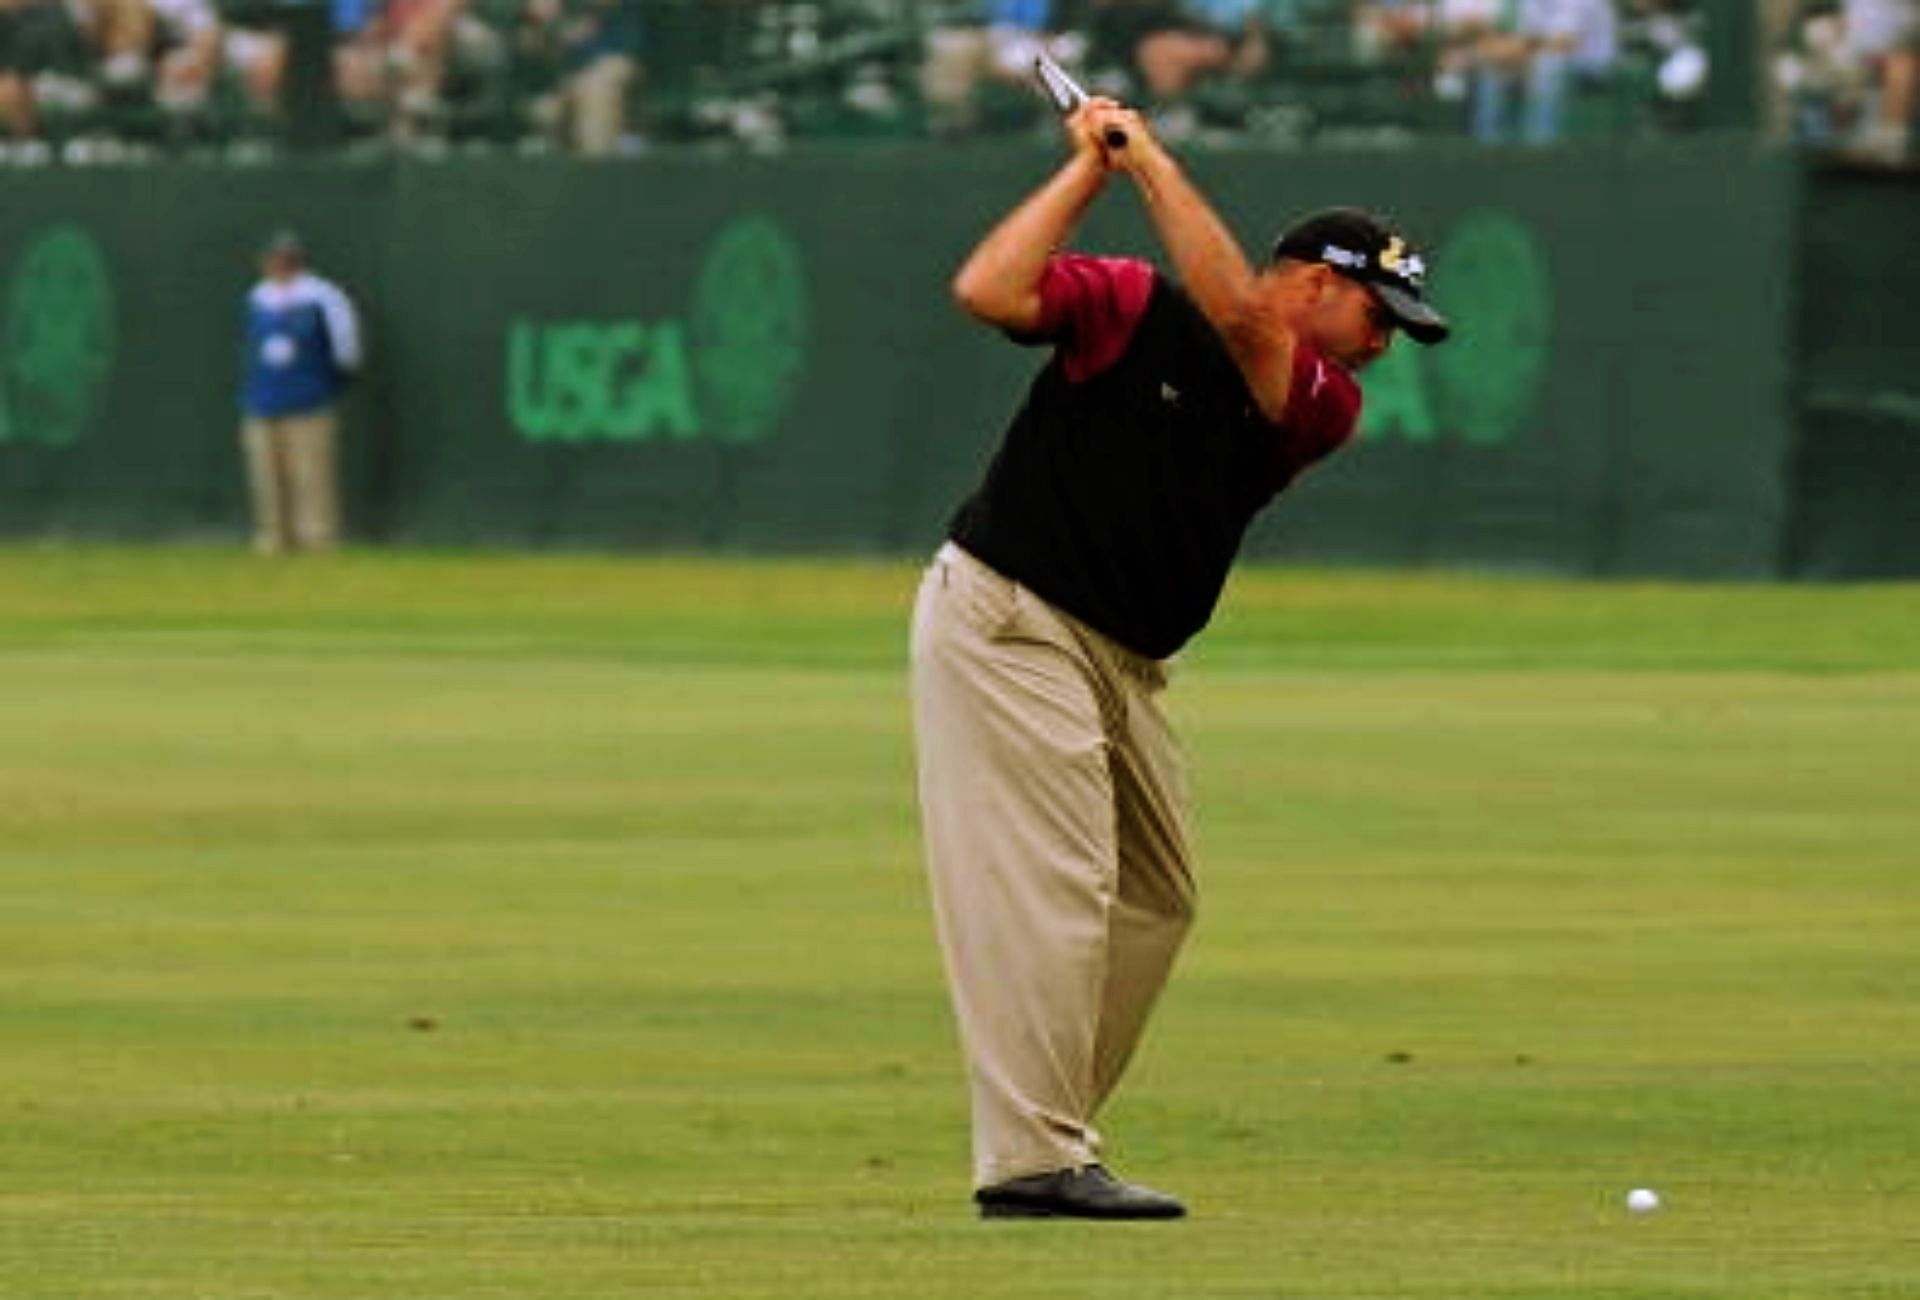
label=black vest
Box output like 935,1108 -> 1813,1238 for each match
950,277 -> 1306,660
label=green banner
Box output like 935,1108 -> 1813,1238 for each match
0,142 -> 1803,576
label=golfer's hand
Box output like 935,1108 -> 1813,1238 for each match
1068,99 -> 1143,167
1089,101 -> 1161,172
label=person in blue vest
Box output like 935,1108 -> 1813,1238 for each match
239,230 -> 362,555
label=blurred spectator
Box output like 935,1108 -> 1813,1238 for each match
88,0 -> 225,131
1135,0 -> 1271,126
240,230 -> 361,555
323,0 -> 513,146
221,6 -> 288,118
1464,0 -> 1619,144
331,0 -> 389,121
1075,0 -> 1267,138
520,0 -> 643,154
0,0 -> 92,141
920,0 -> 1074,140
1619,0 -> 1709,124
381,0 -> 475,139
85,0 -> 149,112
1842,0 -> 1918,159
1428,0 -> 1498,105
1353,0 -> 1435,62
150,0 -> 223,117
1775,1 -> 1870,144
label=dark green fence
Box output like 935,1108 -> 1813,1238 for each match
1784,163 -> 1920,579
0,141 -> 1825,576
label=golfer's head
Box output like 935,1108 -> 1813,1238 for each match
1267,208 -> 1450,370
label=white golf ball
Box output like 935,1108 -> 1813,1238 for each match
1626,1188 -> 1661,1215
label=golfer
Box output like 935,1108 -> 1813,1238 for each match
911,95 -> 1450,1220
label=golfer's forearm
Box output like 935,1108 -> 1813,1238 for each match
952,152 -> 1107,332
1125,147 -> 1263,341
1126,145 -> 1295,419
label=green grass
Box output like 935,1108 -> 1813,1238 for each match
1,546 -> 1916,1299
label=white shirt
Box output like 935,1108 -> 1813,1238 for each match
250,272 -> 363,372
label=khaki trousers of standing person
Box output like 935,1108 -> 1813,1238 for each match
241,409 -> 340,554
910,543 -> 1197,1189
567,54 -> 638,157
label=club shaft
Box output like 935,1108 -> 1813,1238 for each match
1035,56 -> 1127,148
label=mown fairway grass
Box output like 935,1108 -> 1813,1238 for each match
2,547 -> 1915,1299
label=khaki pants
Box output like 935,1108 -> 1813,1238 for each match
910,543 -> 1196,1189
241,409 -> 340,554
567,54 -> 638,157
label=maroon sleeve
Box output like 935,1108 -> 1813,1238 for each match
1272,342 -> 1363,479
1026,254 -> 1157,383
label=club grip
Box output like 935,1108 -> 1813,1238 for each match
1103,127 -> 1128,148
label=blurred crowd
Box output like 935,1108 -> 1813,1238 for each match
0,0 -> 649,157
1773,0 -> 1918,162
0,0 -> 1911,163
917,0 -> 1710,146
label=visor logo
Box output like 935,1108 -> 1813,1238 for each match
1380,237 -> 1426,287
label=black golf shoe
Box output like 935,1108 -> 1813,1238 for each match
974,1164 -> 1187,1220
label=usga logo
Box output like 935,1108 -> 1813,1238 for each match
1360,209 -> 1550,447
0,224 -> 117,447
506,215 -> 808,447
508,318 -> 697,443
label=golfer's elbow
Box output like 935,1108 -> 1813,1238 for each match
948,268 -> 991,317
951,268 -> 1045,334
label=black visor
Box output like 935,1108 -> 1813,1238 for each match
1271,208 -> 1451,345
